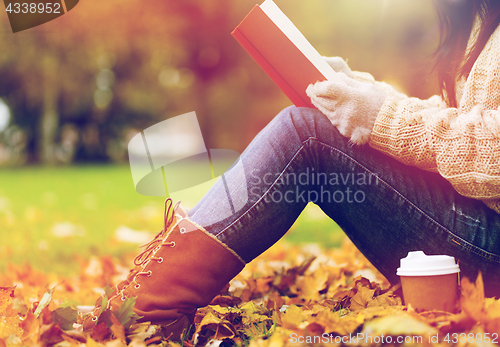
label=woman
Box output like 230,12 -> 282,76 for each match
83,0 -> 500,338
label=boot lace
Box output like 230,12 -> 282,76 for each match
86,198 -> 182,322
118,198 -> 182,300
133,198 -> 181,266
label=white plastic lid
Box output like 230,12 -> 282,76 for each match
396,251 -> 460,276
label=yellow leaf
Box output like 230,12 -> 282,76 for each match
362,312 -> 437,336
294,267 -> 329,301
484,297 -> 500,334
110,313 -> 126,344
335,315 -> 365,335
460,272 -> 486,321
350,284 -> 375,311
310,307 -> 342,334
240,301 -> 269,316
208,305 -> 237,315
280,305 -> 304,330
0,316 -> 22,339
0,287 -> 15,313
84,338 -> 107,347
368,291 -> 401,307
337,305 -> 407,335
248,330 -> 285,347
195,312 -> 236,340
20,312 -> 39,346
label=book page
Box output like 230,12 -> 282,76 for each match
260,0 -> 337,81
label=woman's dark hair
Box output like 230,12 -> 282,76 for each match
433,0 -> 500,107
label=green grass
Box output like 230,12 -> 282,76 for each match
0,165 -> 343,275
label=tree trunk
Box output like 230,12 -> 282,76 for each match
38,57 -> 59,164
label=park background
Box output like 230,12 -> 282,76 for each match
0,0 -> 438,277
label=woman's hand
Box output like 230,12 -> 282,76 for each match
306,73 -> 387,145
323,56 -> 354,77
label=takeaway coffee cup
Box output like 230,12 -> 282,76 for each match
397,251 -> 460,312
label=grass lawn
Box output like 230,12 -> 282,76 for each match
0,164 -> 343,275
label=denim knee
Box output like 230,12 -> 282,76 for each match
274,106 -> 335,143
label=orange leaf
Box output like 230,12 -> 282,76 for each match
460,272 -> 485,321
195,311 -> 236,340
294,266 -> 329,301
483,297 -> 500,334
110,312 -> 126,343
39,323 -> 64,346
350,283 -> 375,311
62,329 -> 88,344
280,305 -> 304,330
20,312 -> 39,345
0,287 -> 15,313
368,291 -> 401,308
90,322 -> 111,342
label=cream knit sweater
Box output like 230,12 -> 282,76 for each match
368,23 -> 500,214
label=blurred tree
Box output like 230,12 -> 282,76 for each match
0,0 -> 438,164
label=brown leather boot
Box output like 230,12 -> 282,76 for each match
114,200 -> 189,293
83,199 -> 245,340
93,199 -> 188,303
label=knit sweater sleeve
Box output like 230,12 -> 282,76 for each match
369,24 -> 500,204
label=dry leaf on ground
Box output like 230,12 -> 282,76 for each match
1,239 -> 499,346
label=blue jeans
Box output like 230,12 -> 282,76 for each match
189,106 -> 500,297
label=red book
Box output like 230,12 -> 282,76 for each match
232,0 -> 336,108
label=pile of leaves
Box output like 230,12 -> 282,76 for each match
1,239 -> 499,346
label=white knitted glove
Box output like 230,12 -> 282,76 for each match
306,73 -> 387,145
324,56 -> 354,77
324,56 -> 407,100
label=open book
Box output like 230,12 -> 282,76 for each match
232,0 -> 336,108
